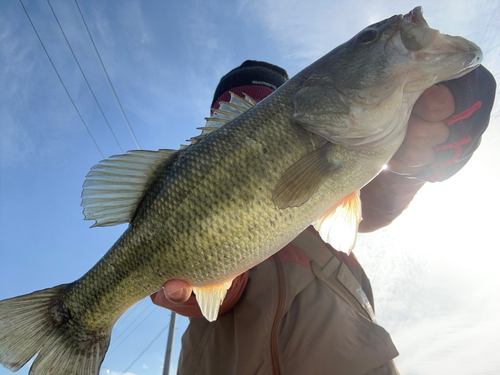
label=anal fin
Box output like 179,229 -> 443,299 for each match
192,279 -> 234,322
313,190 -> 361,254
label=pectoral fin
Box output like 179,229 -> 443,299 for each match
313,190 -> 361,254
272,143 -> 340,209
193,279 -> 234,322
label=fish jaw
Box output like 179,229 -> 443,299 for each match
292,6 -> 482,150
399,34 -> 482,93
345,8 -> 482,149
386,7 -> 483,94
362,6 -> 482,97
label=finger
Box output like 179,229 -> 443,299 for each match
163,280 -> 193,304
412,84 -> 455,122
404,115 -> 450,149
392,144 -> 435,168
385,157 -> 424,175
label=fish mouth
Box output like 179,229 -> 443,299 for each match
402,6 -> 428,28
386,6 -> 482,92
385,8 -> 436,60
389,7 -> 481,59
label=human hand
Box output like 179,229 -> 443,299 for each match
386,84 -> 455,175
150,272 -> 250,318
151,279 -> 193,306
359,84 -> 456,232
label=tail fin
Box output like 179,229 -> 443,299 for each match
0,284 -> 111,374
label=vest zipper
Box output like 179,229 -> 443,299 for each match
271,254 -> 286,375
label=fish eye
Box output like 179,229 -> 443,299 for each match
357,28 -> 379,44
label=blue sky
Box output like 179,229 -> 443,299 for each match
1,0 -> 499,374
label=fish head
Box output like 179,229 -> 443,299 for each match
387,6 -> 482,92
293,6 -> 482,149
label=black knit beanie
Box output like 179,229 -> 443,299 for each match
211,61 -> 289,108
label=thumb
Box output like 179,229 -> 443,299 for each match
163,280 -> 193,304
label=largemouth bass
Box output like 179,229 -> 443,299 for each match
0,7 -> 481,375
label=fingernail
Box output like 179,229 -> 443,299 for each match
166,288 -> 184,300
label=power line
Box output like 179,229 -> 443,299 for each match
112,300 -> 142,331
484,42 -> 500,55
111,303 -> 154,345
19,0 -> 104,159
74,0 -> 141,150
109,306 -> 158,354
122,317 -> 172,374
47,0 -> 124,153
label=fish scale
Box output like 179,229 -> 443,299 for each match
63,82 -> 324,329
0,7 -> 482,374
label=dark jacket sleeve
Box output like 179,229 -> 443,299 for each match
415,65 -> 496,182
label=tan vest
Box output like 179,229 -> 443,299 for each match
177,229 -> 400,375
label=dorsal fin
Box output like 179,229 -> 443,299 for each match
81,93 -> 256,228
189,92 -> 256,145
81,149 -> 177,227
313,190 -> 361,254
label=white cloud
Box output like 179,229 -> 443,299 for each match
244,0 -> 403,63
356,153 -> 500,375
2,3 -> 498,375
241,0 -> 500,76
100,369 -> 139,375
0,1 -> 107,166
0,109 -> 32,168
393,312 -> 500,374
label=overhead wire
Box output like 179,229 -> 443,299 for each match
47,0 -> 124,153
484,42 -> 500,55
110,303 -> 154,344
18,4 -> 500,372
108,306 -> 158,354
21,1 -> 156,368
112,300 -> 142,331
19,0 -> 105,159
121,317 -> 172,374
74,0 -> 142,150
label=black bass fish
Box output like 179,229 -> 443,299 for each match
0,7 -> 481,375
